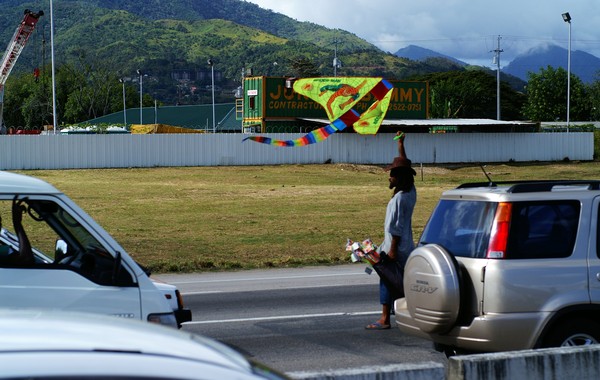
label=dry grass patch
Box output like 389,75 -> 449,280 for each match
16,161 -> 600,273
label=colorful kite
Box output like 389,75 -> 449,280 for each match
243,77 -> 394,147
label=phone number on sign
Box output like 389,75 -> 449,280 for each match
389,103 -> 422,111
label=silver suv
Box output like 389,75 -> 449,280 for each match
395,180 -> 600,356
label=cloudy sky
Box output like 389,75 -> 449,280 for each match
245,0 -> 600,67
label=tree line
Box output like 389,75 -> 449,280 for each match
411,66 -> 598,122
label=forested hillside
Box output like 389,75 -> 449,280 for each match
1,0 -> 405,80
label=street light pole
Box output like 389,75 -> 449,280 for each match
137,69 -> 143,125
50,0 -> 58,134
562,12 -> 571,132
119,78 -> 127,126
208,59 -> 216,133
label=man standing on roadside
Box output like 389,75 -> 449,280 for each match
366,132 -> 417,330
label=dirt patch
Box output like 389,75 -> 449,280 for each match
333,163 -> 384,174
333,163 -> 457,176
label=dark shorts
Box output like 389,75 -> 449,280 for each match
379,279 -> 394,305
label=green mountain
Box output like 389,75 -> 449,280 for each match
0,0 -> 462,105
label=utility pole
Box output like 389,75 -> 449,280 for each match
491,35 -> 503,120
333,38 -> 341,77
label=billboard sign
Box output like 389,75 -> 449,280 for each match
262,78 -> 428,119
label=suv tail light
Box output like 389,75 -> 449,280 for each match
487,202 -> 512,259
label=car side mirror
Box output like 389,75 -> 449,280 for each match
55,239 -> 67,255
55,239 -> 68,261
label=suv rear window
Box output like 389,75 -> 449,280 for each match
420,199 -> 580,259
507,200 -> 579,259
420,200 -> 496,258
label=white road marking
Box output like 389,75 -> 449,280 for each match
167,272 -> 369,285
182,291 -> 224,295
181,282 -> 376,296
184,311 -> 380,325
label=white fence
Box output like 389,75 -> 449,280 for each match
0,132 -> 593,170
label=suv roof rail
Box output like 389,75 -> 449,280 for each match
456,180 -> 600,193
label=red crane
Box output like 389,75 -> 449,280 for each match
0,9 -> 44,130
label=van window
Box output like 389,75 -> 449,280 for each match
419,200 -> 496,258
0,198 -> 134,286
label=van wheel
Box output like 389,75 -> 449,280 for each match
543,318 -> 600,347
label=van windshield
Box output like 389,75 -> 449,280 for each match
419,200 -> 496,258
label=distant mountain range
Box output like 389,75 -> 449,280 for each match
395,45 -> 467,66
395,44 -> 600,84
504,44 -> 600,83
395,44 -> 526,91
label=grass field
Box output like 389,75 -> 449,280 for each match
15,161 -> 600,273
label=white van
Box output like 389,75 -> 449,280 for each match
0,171 -> 191,328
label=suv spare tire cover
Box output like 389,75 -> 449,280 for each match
403,244 -> 460,334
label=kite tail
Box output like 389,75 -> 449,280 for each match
242,110 -> 360,147
242,125 -> 337,147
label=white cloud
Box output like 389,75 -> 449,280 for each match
245,0 -> 600,65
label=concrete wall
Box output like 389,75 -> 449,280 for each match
0,132 -> 593,170
289,363 -> 445,380
448,346 -> 600,380
289,346 -> 600,380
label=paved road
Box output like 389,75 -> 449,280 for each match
156,264 -> 446,374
